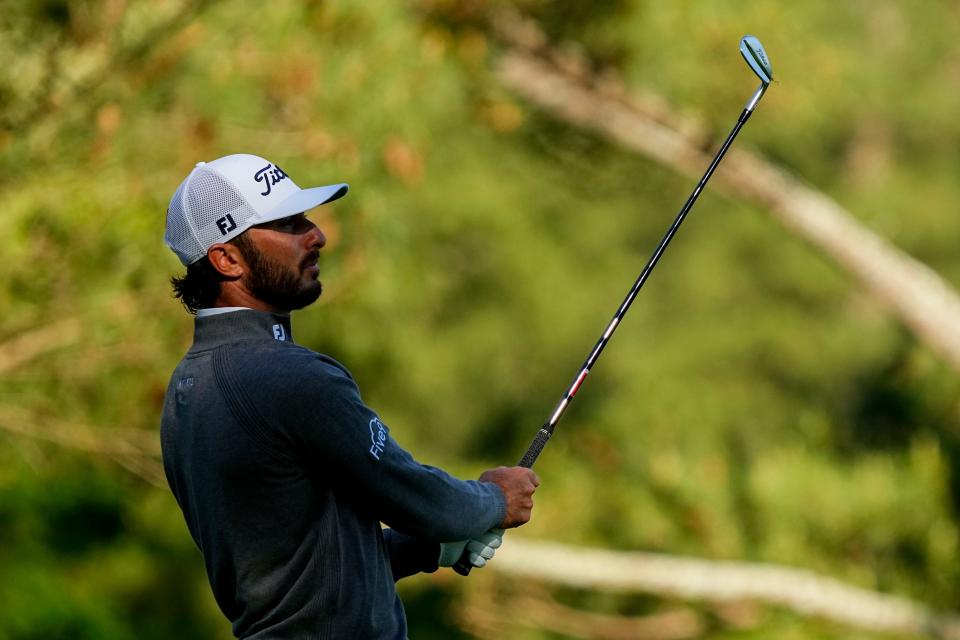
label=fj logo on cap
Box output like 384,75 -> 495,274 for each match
272,324 -> 286,341
216,213 -> 237,235
254,164 -> 289,196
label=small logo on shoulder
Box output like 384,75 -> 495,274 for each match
175,376 -> 195,405
369,417 -> 388,461
272,324 -> 286,341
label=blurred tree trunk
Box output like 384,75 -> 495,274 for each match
490,14 -> 960,376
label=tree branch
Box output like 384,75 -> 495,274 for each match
493,25 -> 960,374
0,317 -> 83,375
0,404 -> 163,487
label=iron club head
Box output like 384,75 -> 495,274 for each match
740,35 -> 773,84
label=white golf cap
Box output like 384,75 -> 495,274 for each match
165,153 -> 348,265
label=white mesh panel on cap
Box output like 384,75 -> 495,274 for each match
165,178 -> 201,265
165,166 -> 258,265
188,168 -> 257,254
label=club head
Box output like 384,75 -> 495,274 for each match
740,35 -> 773,85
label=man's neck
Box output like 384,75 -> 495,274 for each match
216,283 -> 285,314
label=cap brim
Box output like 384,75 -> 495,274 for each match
256,183 -> 349,224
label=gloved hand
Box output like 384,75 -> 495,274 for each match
438,528 -> 504,569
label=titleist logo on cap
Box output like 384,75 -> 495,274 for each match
254,164 -> 289,196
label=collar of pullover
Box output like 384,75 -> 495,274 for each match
191,309 -> 294,351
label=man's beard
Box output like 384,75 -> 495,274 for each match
236,240 -> 322,312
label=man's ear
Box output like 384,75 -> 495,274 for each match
207,242 -> 246,278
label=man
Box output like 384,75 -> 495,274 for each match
160,153 -> 539,639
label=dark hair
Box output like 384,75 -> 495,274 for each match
170,234 -> 255,314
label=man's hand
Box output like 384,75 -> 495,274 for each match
438,529 -> 504,569
479,466 -> 540,529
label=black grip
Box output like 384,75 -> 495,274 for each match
453,428 -> 553,576
519,428 -> 552,468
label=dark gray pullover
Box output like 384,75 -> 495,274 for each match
160,310 -> 506,639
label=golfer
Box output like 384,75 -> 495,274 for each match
160,153 -> 539,639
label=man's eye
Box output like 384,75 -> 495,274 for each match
273,217 -> 300,231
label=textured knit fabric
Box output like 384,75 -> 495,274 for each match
160,310 -> 506,639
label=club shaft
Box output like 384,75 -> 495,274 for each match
454,83 -> 768,576
519,104 -> 757,470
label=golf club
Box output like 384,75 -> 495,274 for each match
454,35 -> 774,576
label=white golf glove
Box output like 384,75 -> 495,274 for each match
438,528 -> 504,569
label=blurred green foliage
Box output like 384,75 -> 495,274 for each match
2,0 -> 960,637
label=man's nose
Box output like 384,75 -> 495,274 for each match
306,221 -> 326,249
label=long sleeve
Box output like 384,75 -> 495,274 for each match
382,529 -> 440,580
222,345 -> 507,542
